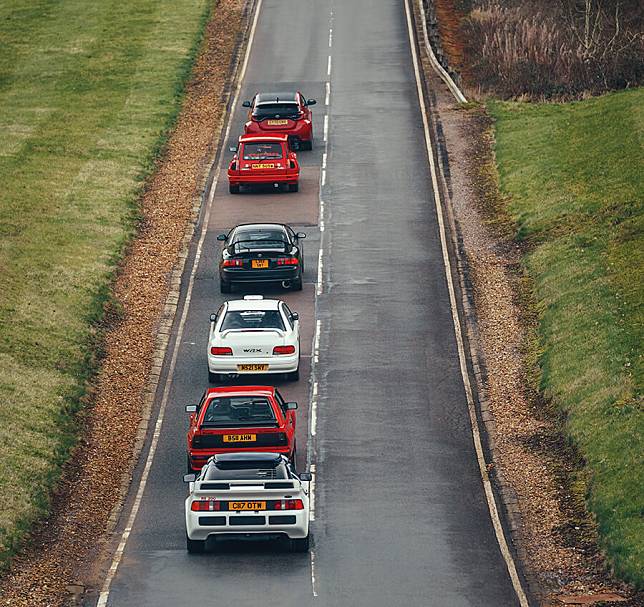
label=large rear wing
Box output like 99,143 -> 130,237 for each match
183,476 -> 312,493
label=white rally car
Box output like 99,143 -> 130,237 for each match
207,295 -> 300,382
184,452 -> 312,553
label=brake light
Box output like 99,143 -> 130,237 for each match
277,257 -> 298,266
211,347 -> 232,355
274,499 -> 304,510
273,345 -> 295,355
191,499 -> 221,512
222,259 -> 243,267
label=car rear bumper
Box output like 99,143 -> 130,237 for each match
220,267 -> 301,285
228,171 -> 299,186
186,510 -> 309,541
188,446 -> 292,471
207,353 -> 299,374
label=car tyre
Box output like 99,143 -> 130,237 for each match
229,184 -> 240,194
186,536 -> 206,554
287,367 -> 300,381
291,534 -> 310,553
208,370 -> 219,383
289,182 -> 299,193
291,276 -> 303,291
186,453 -> 193,474
220,280 -> 232,294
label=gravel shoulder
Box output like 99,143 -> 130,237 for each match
0,1 -> 247,604
413,6 -> 640,606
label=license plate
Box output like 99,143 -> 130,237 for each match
229,501 -> 266,511
251,259 -> 269,268
223,433 -> 257,443
267,119 -> 288,125
251,163 -> 275,169
237,363 -> 269,372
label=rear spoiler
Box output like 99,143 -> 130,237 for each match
220,328 -> 285,339
183,476 -> 312,489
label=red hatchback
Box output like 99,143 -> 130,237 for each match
186,386 -> 298,472
242,91 -> 316,150
228,134 -> 300,194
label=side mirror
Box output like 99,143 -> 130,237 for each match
306,99 -> 317,106
286,401 -> 298,410
210,313 -> 217,323
186,404 -> 198,413
299,472 -> 312,481
290,312 -> 299,321
242,100 -> 251,108
296,232 -> 306,239
183,473 -> 196,483
217,234 -> 227,241
229,146 -> 238,153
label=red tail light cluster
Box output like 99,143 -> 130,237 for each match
273,499 -> 304,510
273,345 -> 295,355
191,499 -> 221,512
222,259 -> 243,267
211,346 -> 233,355
276,257 -> 298,266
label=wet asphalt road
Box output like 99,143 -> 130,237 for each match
103,0 -> 520,605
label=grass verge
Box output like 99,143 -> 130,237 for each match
489,88 -> 643,587
0,0 -> 211,569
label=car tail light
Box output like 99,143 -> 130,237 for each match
211,346 -> 232,355
191,499 -> 221,512
222,259 -> 243,267
273,345 -> 295,355
276,257 -> 298,266
274,499 -> 304,511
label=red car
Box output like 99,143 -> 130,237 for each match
186,386 -> 298,472
242,91 -> 316,150
227,134 -> 300,194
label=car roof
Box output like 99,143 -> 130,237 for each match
213,452 -> 284,468
256,92 -> 298,104
205,386 -> 276,398
225,298 -> 281,311
239,134 -> 288,143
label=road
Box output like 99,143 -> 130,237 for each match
100,0 -> 521,605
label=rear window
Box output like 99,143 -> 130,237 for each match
221,310 -> 285,331
242,142 -> 283,160
204,463 -> 289,480
253,103 -> 300,119
201,396 -> 276,426
230,228 -> 288,252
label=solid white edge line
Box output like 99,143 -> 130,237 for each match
96,2 -> 264,605
414,0 -> 467,104
402,0 -> 529,605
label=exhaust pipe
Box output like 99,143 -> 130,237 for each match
281,280 -> 291,289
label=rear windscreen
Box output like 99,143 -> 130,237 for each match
242,142 -> 283,160
221,310 -> 285,331
202,396 -> 276,426
252,103 -> 300,119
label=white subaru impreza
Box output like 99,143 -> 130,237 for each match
207,295 -> 300,382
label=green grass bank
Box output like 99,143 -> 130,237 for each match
489,89 -> 643,587
0,0 -> 210,568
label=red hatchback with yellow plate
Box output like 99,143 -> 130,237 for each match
242,91 -> 316,150
228,134 -> 299,194
186,386 -> 298,472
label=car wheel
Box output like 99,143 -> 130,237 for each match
291,534 -> 310,552
186,453 -> 193,474
291,276 -> 303,291
229,184 -> 240,194
287,367 -> 300,381
220,280 -> 231,294
186,535 -> 206,554
289,182 -> 299,193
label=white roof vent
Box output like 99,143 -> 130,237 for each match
243,295 -> 264,300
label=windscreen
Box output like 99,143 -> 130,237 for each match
242,142 -> 283,160
252,103 -> 300,119
221,310 -> 285,331
201,396 -> 276,426
204,462 -> 289,480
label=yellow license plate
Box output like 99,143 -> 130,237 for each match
267,119 -> 288,125
251,163 -> 275,169
251,259 -> 269,268
237,363 -> 269,372
223,433 -> 257,443
229,501 -> 266,511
